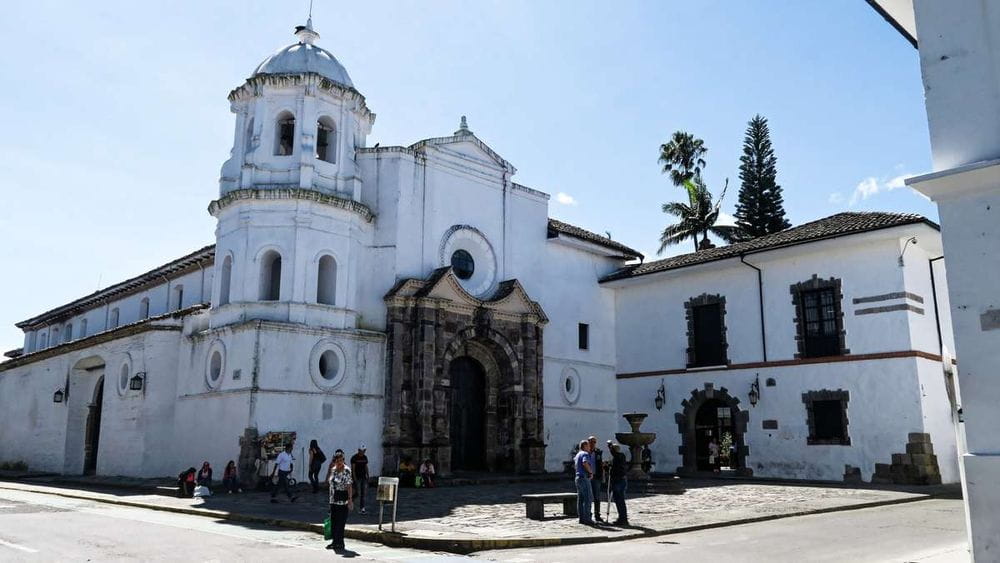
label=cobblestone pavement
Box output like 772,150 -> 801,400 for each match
2,473 -> 946,542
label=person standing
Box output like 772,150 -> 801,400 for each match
419,459 -> 436,488
708,439 -> 720,473
350,445 -> 369,514
573,439 -> 594,525
325,451 -> 354,551
270,443 -> 298,503
607,441 -> 629,526
587,436 -> 604,522
308,440 -> 326,494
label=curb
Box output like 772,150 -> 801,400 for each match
0,481 -> 946,554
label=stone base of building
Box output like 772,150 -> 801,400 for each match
872,432 -> 942,485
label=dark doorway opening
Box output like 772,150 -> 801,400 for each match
694,398 -> 735,471
83,377 -> 104,475
449,356 -> 486,471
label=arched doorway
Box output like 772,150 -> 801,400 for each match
83,377 -> 104,475
695,399 -> 735,470
449,356 -> 487,471
675,383 -> 751,475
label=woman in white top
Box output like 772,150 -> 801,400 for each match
325,450 -> 354,551
419,459 -> 436,488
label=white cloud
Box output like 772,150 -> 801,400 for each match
555,192 -> 578,206
849,173 -> 912,206
717,211 -> 737,227
828,192 -> 845,205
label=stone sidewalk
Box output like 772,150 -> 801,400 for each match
0,473 -> 959,553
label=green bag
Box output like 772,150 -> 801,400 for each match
324,516 -> 332,540
414,475 -> 423,488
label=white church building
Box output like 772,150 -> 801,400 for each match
0,21 -> 962,486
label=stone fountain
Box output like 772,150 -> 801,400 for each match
615,412 -> 657,480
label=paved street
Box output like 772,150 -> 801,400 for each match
474,499 -> 969,563
4,474 -> 944,544
0,488 -> 462,562
0,486 -> 968,562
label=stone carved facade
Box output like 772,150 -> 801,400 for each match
383,268 -> 548,476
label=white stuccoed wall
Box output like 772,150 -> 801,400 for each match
613,225 -> 959,482
899,1 -> 1000,556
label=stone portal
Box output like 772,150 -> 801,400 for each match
382,268 -> 548,476
675,383 -> 751,475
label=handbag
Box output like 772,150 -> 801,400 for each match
414,475 -> 423,488
324,516 -> 332,540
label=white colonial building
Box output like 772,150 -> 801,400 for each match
0,21 -> 961,487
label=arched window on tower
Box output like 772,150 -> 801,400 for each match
140,297 -> 150,319
219,255 -> 233,306
316,255 -> 337,305
274,111 -> 295,156
316,116 -> 336,163
259,250 -> 282,301
244,117 -> 255,155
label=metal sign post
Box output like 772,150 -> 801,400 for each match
376,476 -> 399,532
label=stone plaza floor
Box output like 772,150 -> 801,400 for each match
0,472 -> 956,548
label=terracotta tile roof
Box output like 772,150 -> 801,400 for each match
547,219 -> 643,259
601,212 -> 936,282
16,245 -> 216,329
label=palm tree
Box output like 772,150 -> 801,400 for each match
658,178 -> 740,254
658,131 -> 708,187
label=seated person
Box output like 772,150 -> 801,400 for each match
222,460 -> 240,493
419,459 -> 436,488
398,458 -> 417,487
197,461 -> 213,488
177,467 -> 197,498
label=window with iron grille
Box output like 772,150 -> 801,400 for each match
790,276 -> 847,358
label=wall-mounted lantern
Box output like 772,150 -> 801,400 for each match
53,389 -> 65,403
654,378 -> 666,411
748,374 -> 761,407
129,372 -> 146,391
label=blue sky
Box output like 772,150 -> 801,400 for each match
0,1 -> 932,350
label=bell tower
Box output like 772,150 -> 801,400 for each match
208,21 -> 376,329
218,19 -> 374,200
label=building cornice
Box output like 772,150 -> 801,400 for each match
228,73 -> 375,123
16,247 -> 215,329
2,305 -> 208,372
209,188 -> 375,223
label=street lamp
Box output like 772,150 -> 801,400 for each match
129,372 -> 146,391
748,374 -> 761,408
654,379 -> 666,411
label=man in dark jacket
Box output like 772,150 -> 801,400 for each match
607,441 -> 629,526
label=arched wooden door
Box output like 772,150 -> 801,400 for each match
449,357 -> 487,471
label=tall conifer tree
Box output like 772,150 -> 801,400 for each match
734,115 -> 790,239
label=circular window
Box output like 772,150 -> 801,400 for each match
309,340 -> 347,389
119,362 -> 130,395
560,367 -> 581,405
209,352 -> 222,381
319,349 -> 340,380
205,340 -> 226,389
451,249 -> 475,280
439,226 -> 497,297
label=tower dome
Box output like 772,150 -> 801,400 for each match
252,20 -> 353,88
